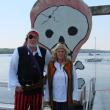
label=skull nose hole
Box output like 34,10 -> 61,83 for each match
59,36 -> 65,43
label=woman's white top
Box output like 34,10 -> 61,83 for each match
44,61 -> 79,102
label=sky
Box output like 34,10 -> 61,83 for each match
0,0 -> 110,50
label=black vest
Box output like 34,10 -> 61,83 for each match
17,46 -> 46,86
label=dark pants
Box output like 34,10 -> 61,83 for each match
14,88 -> 42,110
53,101 -> 68,110
52,101 -> 83,110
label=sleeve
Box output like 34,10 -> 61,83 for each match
43,65 -> 48,76
45,49 -> 51,65
72,65 -> 80,101
43,50 -> 51,101
44,80 -> 50,102
8,48 -> 21,91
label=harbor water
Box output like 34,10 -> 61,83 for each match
0,53 -> 110,109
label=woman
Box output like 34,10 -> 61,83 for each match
44,43 -> 80,110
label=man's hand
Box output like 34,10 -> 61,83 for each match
16,86 -> 23,92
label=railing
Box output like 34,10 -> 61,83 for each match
0,82 -> 7,87
77,78 -> 87,110
86,77 -> 96,110
76,77 -> 96,110
0,103 -> 14,110
0,82 -> 14,109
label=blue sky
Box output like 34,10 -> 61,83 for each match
0,0 -> 110,50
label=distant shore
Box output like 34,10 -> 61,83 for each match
0,48 -> 14,54
0,48 -> 110,54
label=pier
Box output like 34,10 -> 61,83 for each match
0,77 -> 95,110
92,90 -> 110,110
1,76 -> 110,110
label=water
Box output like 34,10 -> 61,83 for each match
77,53 -> 110,90
0,54 -> 14,105
0,53 -> 110,105
0,54 -> 11,82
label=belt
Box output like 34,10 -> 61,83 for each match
24,81 -> 43,88
22,76 -> 47,91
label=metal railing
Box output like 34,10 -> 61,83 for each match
86,77 -> 96,110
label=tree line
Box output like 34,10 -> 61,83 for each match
0,48 -> 110,54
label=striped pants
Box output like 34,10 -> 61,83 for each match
14,89 -> 42,110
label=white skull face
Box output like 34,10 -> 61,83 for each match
34,6 -> 89,51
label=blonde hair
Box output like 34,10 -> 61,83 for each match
51,43 -> 71,61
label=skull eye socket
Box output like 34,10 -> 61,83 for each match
45,29 -> 54,38
68,26 -> 78,36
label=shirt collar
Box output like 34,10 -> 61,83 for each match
36,45 -> 42,57
27,45 -> 42,57
54,61 -> 64,68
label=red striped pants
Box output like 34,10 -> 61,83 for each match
14,88 -> 42,110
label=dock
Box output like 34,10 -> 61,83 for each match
0,77 -> 110,110
92,89 -> 110,110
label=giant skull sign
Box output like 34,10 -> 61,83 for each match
30,0 -> 92,61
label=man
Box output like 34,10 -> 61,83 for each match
8,30 -> 51,110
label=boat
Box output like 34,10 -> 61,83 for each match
86,58 -> 102,62
89,53 -> 94,56
96,53 -> 100,55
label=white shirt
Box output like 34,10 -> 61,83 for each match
8,45 -> 51,91
53,62 -> 67,102
44,61 -> 79,102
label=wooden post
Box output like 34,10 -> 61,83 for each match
90,5 -> 110,16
